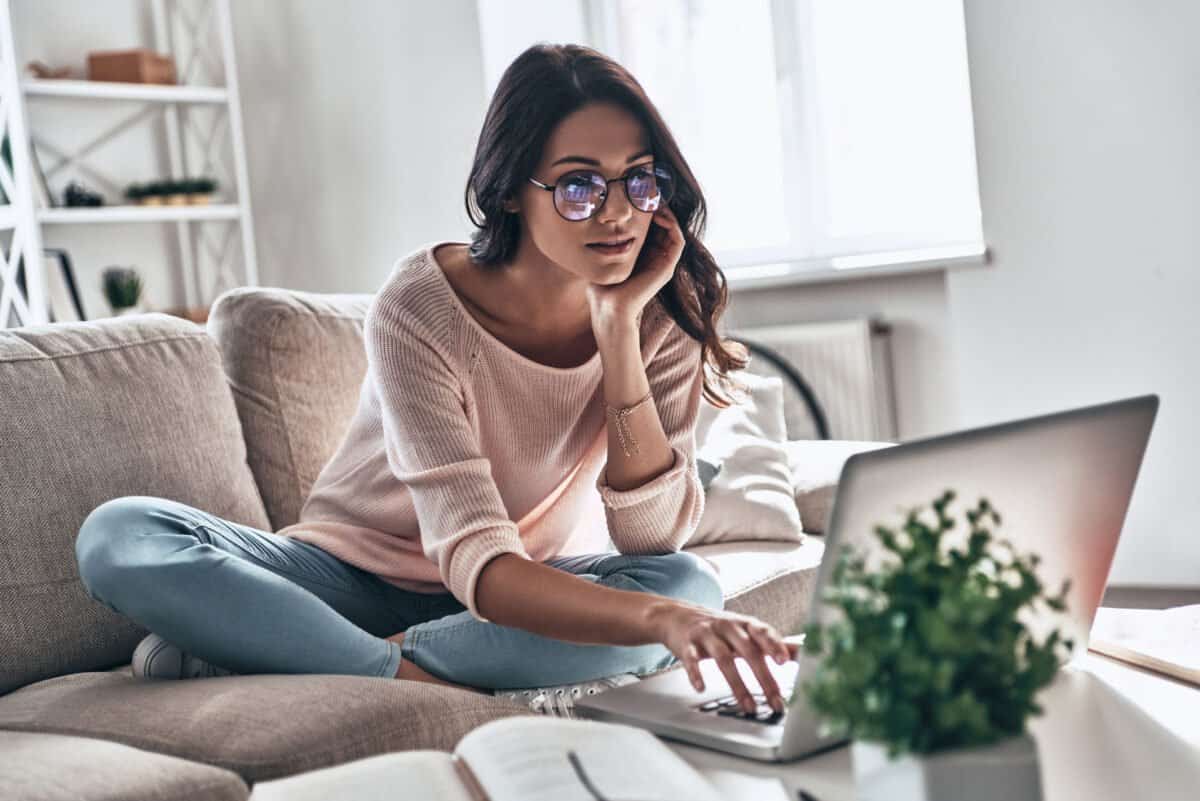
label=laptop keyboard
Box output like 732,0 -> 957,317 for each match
695,692 -> 786,725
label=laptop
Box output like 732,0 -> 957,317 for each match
575,394 -> 1160,762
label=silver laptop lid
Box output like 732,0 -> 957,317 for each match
812,394 -> 1159,662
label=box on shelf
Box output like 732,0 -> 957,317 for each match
87,48 -> 176,85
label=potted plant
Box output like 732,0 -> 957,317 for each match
164,179 -> 189,206
186,176 -> 218,205
63,180 -> 104,207
125,176 -> 218,206
128,180 -> 164,206
124,182 -> 148,205
800,489 -> 1073,801
102,266 -> 145,316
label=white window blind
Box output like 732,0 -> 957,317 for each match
476,0 -> 985,284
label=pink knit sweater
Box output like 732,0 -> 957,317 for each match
276,241 -> 706,622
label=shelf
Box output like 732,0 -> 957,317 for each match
21,78 -> 228,104
38,204 -> 242,224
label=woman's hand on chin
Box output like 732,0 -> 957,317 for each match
586,204 -> 685,335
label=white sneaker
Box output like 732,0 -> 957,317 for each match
494,673 -> 641,718
131,633 -> 237,679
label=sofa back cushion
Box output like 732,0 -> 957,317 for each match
206,288 -> 372,530
0,314 -> 271,695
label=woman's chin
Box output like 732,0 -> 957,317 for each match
584,256 -> 636,282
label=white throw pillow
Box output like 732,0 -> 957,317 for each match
687,372 -> 804,545
782,440 -> 898,533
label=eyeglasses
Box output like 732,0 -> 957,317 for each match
528,162 -> 674,222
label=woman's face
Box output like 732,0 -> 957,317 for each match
510,101 -> 658,285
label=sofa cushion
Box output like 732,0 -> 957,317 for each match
0,672 -> 531,784
0,315 -> 272,696
687,538 -> 825,637
0,730 -> 248,801
691,372 -> 804,545
783,439 -> 897,533
206,288 -> 372,530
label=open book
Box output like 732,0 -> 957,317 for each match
1089,604 -> 1200,686
249,716 -> 789,801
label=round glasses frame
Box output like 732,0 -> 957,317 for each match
527,163 -> 674,222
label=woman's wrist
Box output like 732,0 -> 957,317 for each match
640,596 -> 686,641
592,308 -> 640,347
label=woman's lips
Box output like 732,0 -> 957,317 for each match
586,237 -> 635,256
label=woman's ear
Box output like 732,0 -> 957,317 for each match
502,196 -> 520,214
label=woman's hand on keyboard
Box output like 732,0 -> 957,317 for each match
645,602 -> 801,714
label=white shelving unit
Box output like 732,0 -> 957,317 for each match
0,0 -> 258,328
39,204 -> 242,225
22,77 -> 229,104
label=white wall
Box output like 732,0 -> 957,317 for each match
948,0 -> 1200,585
231,0 -> 487,294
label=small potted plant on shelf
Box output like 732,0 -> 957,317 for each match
63,180 -> 104,207
165,179 -> 189,206
185,177 -> 218,204
124,182 -> 150,205
102,266 -> 145,316
124,176 -> 219,206
126,180 -> 163,206
800,489 -> 1073,801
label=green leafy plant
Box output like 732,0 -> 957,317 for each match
123,177 -> 219,200
800,489 -> 1074,758
102,267 -> 143,310
186,177 -> 218,194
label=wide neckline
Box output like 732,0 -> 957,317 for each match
424,241 -> 604,376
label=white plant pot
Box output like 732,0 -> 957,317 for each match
851,733 -> 1043,801
112,304 -> 145,317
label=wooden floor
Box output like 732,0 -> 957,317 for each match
1101,586 -> 1200,609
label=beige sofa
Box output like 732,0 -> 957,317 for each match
0,287 -> 878,800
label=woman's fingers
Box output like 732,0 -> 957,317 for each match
680,642 -> 705,692
729,623 -> 787,705
723,623 -> 785,712
670,609 -> 801,716
746,621 -> 791,664
701,636 -> 758,714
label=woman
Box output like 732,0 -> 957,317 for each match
74,43 -> 799,718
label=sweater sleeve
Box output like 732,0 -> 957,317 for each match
594,315 -> 706,554
364,297 -> 528,623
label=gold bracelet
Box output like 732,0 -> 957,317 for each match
605,391 -> 653,458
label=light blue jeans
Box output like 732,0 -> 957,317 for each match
74,496 -> 724,689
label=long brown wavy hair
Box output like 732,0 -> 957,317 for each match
463,42 -> 748,408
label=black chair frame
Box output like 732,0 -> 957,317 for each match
727,336 -> 832,440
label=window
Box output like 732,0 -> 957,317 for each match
476,0 -> 985,285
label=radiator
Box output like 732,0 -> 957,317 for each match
730,317 -> 898,442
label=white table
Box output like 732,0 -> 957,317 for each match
669,652 -> 1200,801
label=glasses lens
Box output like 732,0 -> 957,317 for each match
555,171 -> 606,221
627,164 -> 674,211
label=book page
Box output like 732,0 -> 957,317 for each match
1089,604 -> 1200,685
700,770 -> 794,800
454,716 -> 723,801
249,750 -> 472,801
